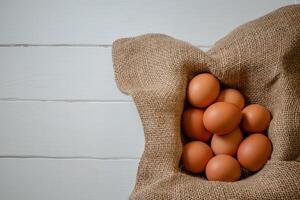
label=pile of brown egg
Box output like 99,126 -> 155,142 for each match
181,73 -> 272,182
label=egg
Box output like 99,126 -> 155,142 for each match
182,108 -> 212,142
211,127 -> 243,156
237,133 -> 272,172
203,102 -> 242,135
205,154 -> 241,182
187,73 -> 220,108
217,88 -> 245,110
181,141 -> 213,173
241,104 -> 271,133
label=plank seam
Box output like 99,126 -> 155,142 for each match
0,98 -> 133,103
0,155 -> 140,160
0,44 -> 112,47
0,44 -> 211,48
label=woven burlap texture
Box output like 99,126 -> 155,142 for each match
112,5 -> 300,200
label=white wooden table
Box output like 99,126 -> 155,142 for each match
0,1 -> 296,199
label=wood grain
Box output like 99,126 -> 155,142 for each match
0,158 -> 139,200
0,101 -> 144,158
0,0 -> 293,45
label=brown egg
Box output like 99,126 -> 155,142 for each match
241,104 -> 271,133
203,102 -> 242,135
187,73 -> 220,108
211,127 -> 243,156
182,108 -> 212,142
237,133 -> 272,172
181,141 -> 213,173
217,88 -> 245,110
205,154 -> 241,182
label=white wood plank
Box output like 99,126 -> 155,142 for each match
0,158 -> 139,200
0,101 -> 144,158
0,47 -> 129,100
0,0 -> 293,46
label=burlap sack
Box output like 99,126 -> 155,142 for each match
112,5 -> 300,200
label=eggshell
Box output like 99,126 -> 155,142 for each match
181,141 -> 213,173
205,154 -> 241,182
237,133 -> 272,172
203,102 -> 242,135
241,104 -> 271,133
182,108 -> 212,142
187,73 -> 220,108
211,127 -> 243,156
217,88 -> 245,110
